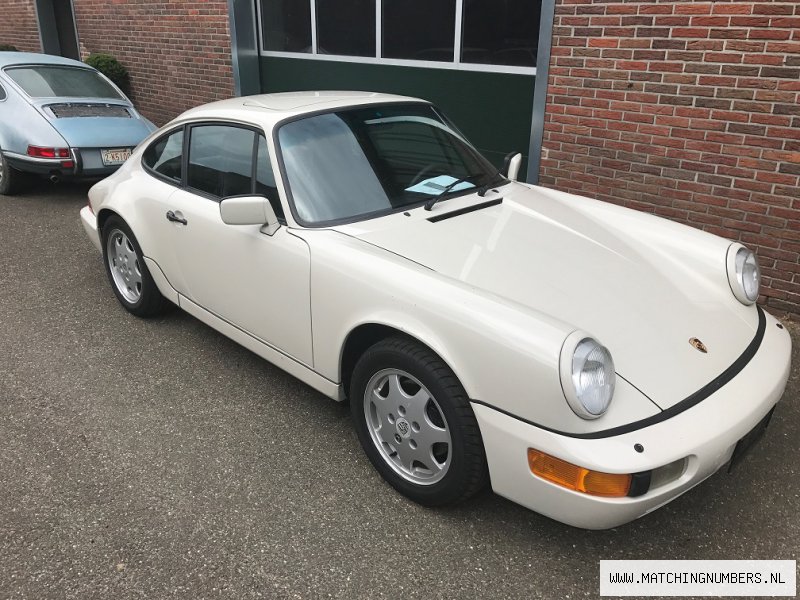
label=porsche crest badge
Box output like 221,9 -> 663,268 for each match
689,337 -> 708,353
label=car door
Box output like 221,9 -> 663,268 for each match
162,122 -> 313,366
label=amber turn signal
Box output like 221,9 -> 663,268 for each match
527,449 -> 632,498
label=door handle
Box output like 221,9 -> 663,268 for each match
166,210 -> 187,225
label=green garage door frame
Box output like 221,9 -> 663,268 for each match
227,0 -> 555,184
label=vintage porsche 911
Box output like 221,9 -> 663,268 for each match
0,52 -> 155,195
80,92 -> 791,529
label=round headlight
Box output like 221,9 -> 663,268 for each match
559,333 -> 616,420
727,244 -> 760,305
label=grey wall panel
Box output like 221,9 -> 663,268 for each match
526,0 -> 556,184
228,0 -> 261,96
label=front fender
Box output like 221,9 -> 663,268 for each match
302,230 -> 660,435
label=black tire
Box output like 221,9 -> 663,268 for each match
101,215 -> 172,317
0,151 -> 26,196
350,336 -> 488,506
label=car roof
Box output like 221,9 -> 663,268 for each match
174,91 -> 426,128
0,51 -> 92,70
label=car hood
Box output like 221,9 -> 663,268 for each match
336,183 -> 759,410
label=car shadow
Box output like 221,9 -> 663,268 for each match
1,176 -> 94,200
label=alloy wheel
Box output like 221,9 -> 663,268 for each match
363,368 -> 452,485
106,228 -> 142,303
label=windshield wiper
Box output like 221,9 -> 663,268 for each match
476,170 -> 508,197
423,174 -> 482,211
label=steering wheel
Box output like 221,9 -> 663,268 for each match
410,163 -> 449,187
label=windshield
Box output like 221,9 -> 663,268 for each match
5,66 -> 123,99
277,103 -> 503,225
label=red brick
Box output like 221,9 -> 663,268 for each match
712,3 -> 752,15
725,40 -> 766,52
751,4 -> 795,15
730,16 -> 772,27
675,3 -> 713,15
743,54 -> 786,66
771,17 -> 800,27
761,150 -> 800,164
749,29 -> 793,41
589,38 -> 619,48
687,40 -> 725,51
691,16 -> 731,27
705,52 -> 744,63
639,5 -> 673,15
671,28 -> 711,38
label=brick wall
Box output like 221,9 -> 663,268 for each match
73,0 -> 235,126
0,0 -> 41,52
540,1 -> 800,316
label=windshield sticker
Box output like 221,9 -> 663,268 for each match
405,175 -> 476,195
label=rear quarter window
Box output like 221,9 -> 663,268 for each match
143,129 -> 184,183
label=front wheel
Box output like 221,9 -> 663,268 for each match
101,216 -> 172,317
350,336 -> 488,506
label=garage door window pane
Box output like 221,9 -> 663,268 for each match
382,0 -> 456,62
260,0 -> 312,53
317,0 -> 375,57
188,126 -> 256,199
143,129 -> 184,183
461,0 -> 540,67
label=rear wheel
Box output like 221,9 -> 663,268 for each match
101,215 -> 172,317
350,336 -> 488,506
0,152 -> 25,196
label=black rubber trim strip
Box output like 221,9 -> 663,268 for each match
471,306 -> 767,440
628,471 -> 652,497
427,198 -> 503,223
616,372 -> 662,411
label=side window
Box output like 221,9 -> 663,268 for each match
143,129 -> 184,183
0,82 -> 6,101
188,125 -> 255,199
255,135 -> 284,220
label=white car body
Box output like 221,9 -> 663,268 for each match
80,92 -> 792,529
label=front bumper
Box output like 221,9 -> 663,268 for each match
473,310 -> 792,529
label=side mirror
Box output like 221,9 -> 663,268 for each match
219,195 -> 280,235
502,152 -> 523,182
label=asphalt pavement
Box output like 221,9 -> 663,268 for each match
1,180 -> 798,599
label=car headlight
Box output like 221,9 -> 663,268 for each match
559,332 -> 616,419
726,244 -> 760,305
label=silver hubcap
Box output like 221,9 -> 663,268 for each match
106,229 -> 142,303
364,369 -> 452,485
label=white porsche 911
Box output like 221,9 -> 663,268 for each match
80,92 -> 791,529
